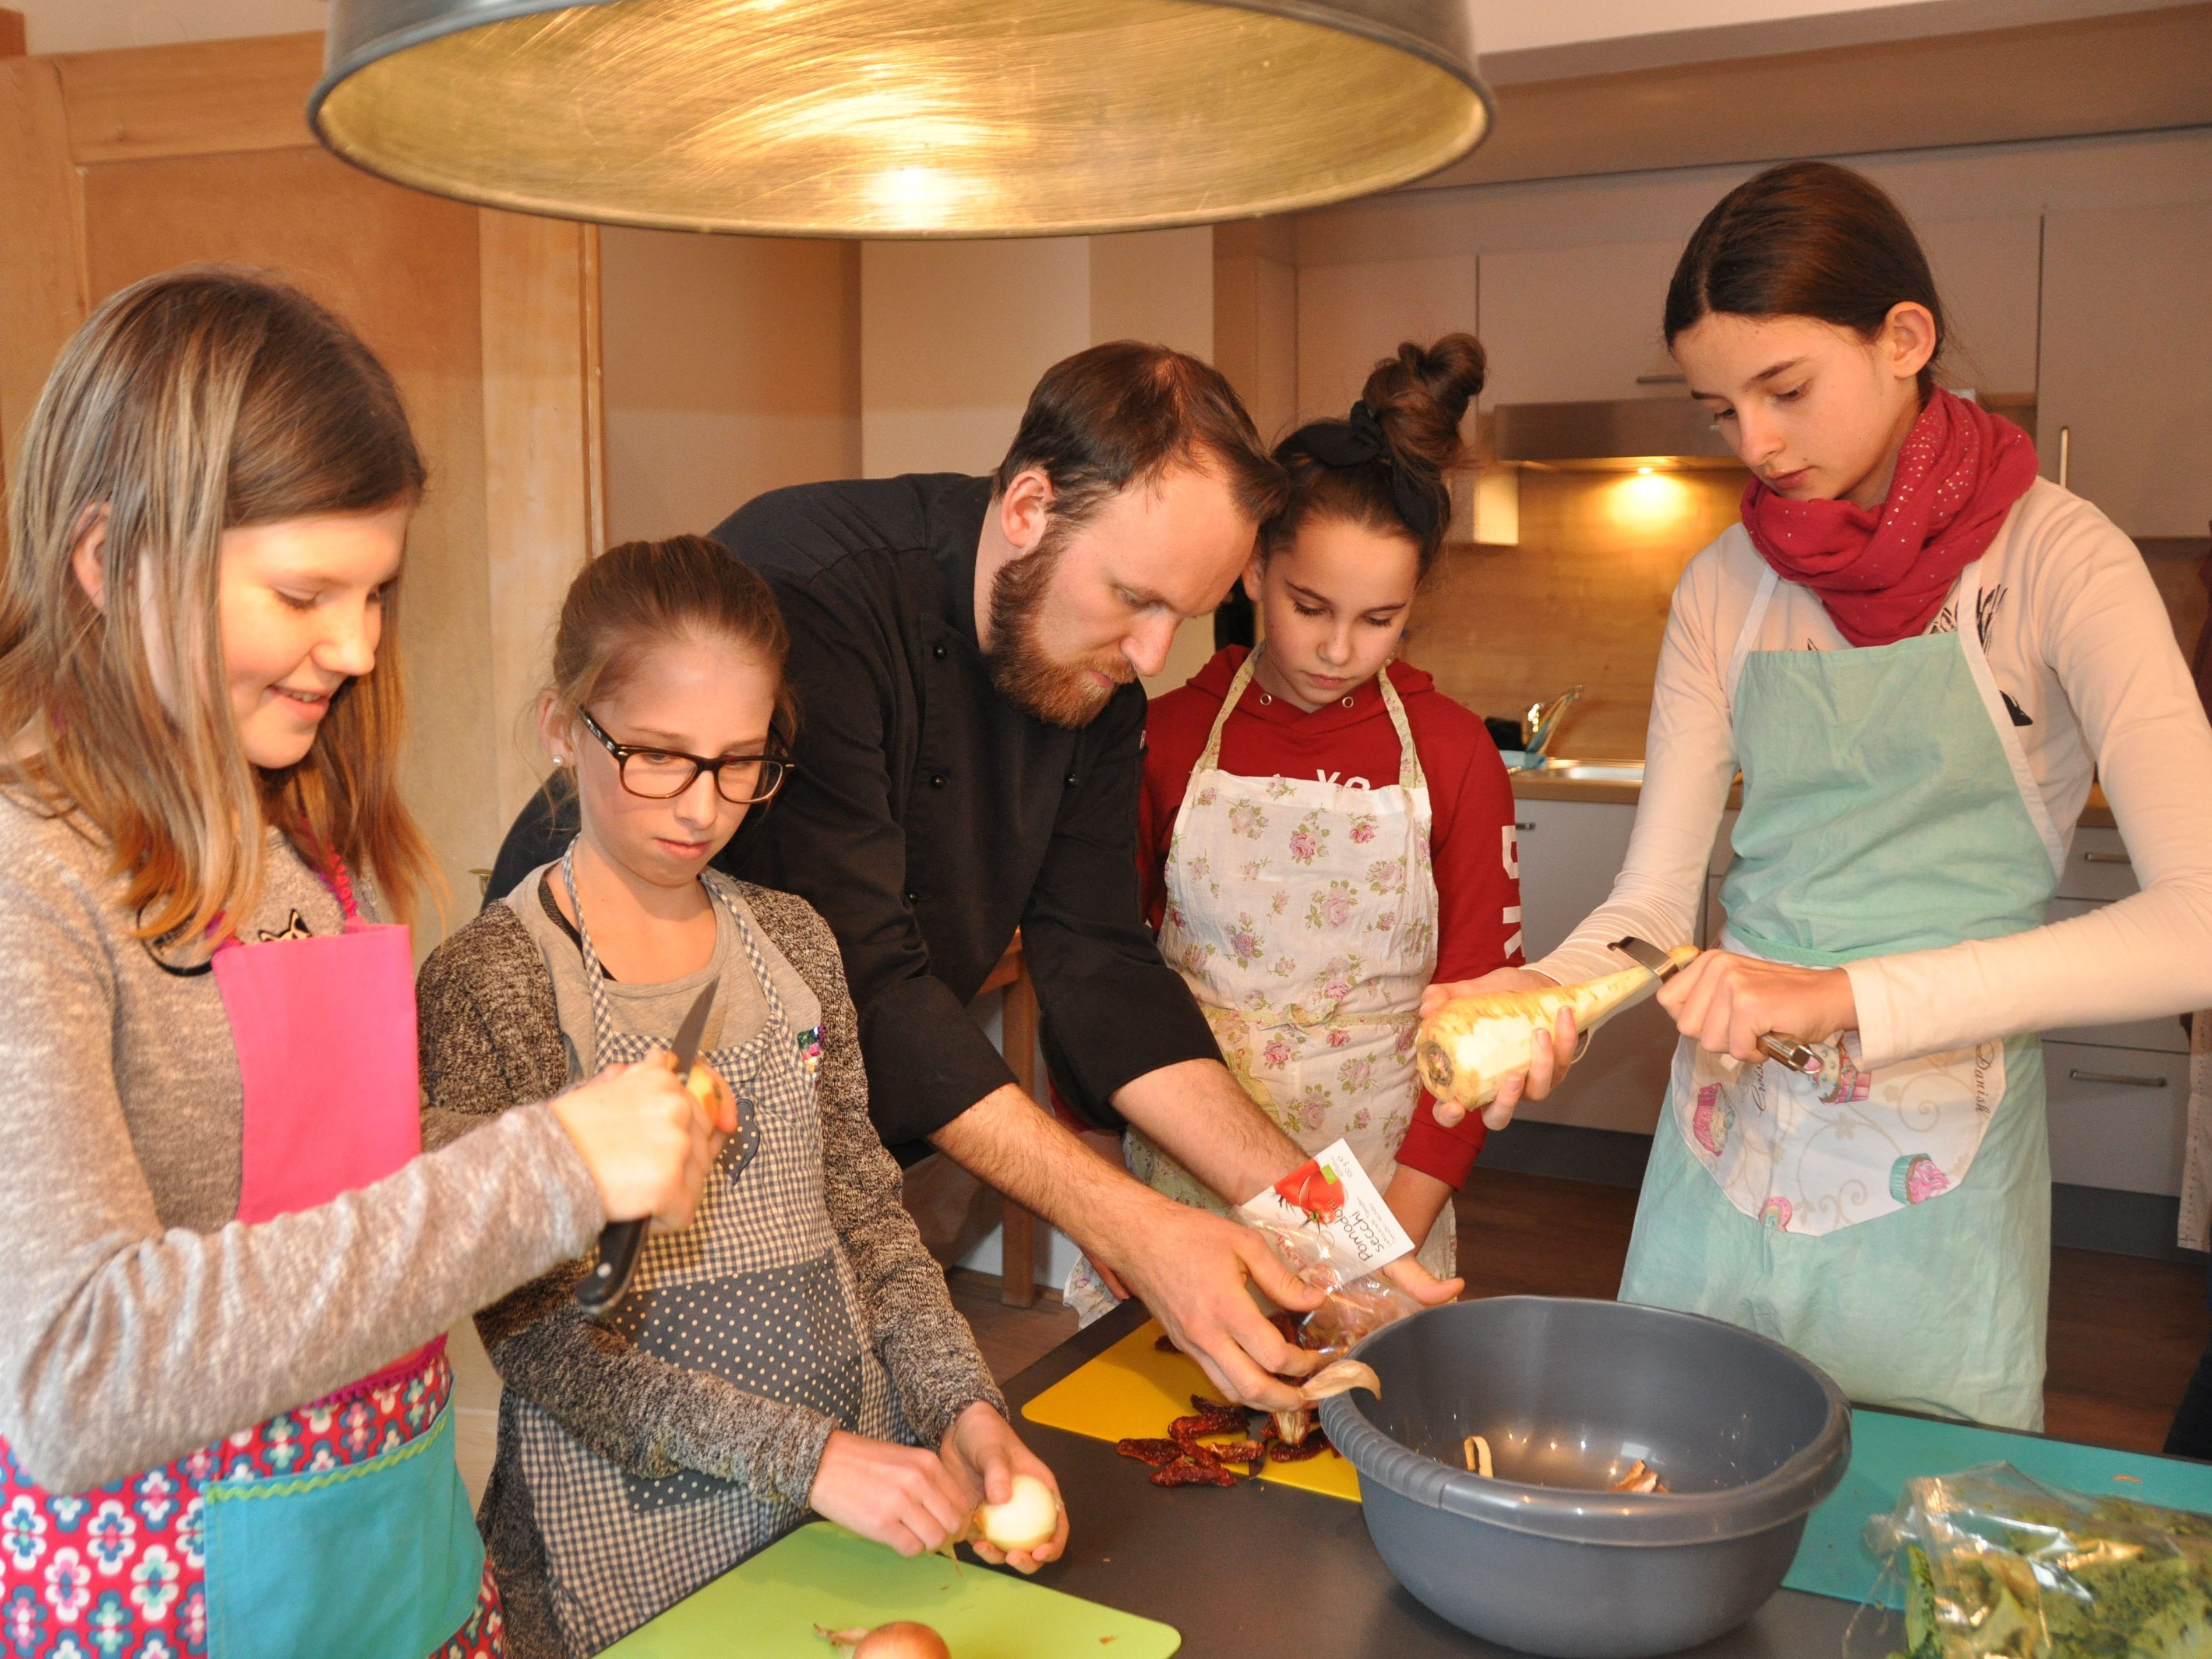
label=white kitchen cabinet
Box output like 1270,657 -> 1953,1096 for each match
1295,255 -> 1477,422
1474,239 -> 1685,408
1509,796 -> 1674,1135
2038,203 -> 2212,537
1914,215 -> 2043,398
2044,1041 -> 2188,1196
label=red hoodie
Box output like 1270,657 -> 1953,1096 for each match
1139,647 -> 1522,1188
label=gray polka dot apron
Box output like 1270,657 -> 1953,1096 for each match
513,852 -> 902,1655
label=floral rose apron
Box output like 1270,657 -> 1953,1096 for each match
1130,648 -> 1453,1277
1621,555 -> 2068,1429
0,858 -> 497,1659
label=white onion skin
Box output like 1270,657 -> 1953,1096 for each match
975,1473 -> 1061,1553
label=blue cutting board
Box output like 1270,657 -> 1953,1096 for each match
1783,1409 -> 2212,1609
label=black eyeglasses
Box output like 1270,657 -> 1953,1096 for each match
577,707 -> 795,805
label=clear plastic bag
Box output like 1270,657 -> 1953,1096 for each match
1845,1460 -> 2212,1658
1246,1216 -> 1422,1358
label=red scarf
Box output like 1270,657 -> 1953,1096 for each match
1740,387 -> 2039,647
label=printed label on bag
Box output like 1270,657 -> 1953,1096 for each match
1236,1137 -> 1416,1271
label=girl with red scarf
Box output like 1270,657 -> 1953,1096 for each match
1428,163 -> 2212,1428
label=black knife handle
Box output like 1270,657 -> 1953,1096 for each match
576,1219 -> 647,1312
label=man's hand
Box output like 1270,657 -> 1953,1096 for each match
1418,967 -> 1575,1131
1657,951 -> 1856,1061
939,1402 -> 1067,1575
1102,1198 -> 1324,1411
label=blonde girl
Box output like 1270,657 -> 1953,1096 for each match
0,270 -> 720,1659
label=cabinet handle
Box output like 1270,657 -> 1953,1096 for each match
2057,425 -> 2071,490
1514,821 -> 1536,832
1635,374 -> 1687,385
2069,1067 -> 2168,1089
2081,850 -> 2131,865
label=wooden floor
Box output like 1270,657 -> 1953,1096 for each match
958,1167 -> 2212,1457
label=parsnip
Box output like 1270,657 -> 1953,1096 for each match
1415,947 -> 1698,1112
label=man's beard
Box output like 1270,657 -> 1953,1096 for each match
985,537 -> 1134,730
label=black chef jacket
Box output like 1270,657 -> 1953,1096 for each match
485,473 -> 1219,1161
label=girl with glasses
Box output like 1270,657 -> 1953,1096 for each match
416,535 -> 1064,1658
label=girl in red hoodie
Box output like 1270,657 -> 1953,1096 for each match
1134,336 -> 1521,1276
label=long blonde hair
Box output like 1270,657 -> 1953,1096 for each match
0,268 -> 436,940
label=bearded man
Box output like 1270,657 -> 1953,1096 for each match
485,342 -> 1456,1410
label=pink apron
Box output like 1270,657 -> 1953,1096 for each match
0,859 -> 499,1659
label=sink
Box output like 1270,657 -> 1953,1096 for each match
1507,757 -> 1646,784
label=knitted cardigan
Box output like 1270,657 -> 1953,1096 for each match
417,882 -> 1004,1659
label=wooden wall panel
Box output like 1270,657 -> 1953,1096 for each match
0,50 -> 87,469
480,208 -> 602,826
52,31 -> 322,165
1404,467 -> 1747,755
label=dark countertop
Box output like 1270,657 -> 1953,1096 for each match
1002,1302 -> 1892,1657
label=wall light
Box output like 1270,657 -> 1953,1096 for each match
312,0 -> 1493,237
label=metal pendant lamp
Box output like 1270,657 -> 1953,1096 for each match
311,0 -> 1491,237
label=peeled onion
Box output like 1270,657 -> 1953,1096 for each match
974,1473 -> 1061,1553
816,1622 -> 951,1659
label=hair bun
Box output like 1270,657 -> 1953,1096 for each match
1361,334 -> 1486,478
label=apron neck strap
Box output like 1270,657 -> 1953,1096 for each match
1195,651 -> 1261,772
1195,647 -> 1426,790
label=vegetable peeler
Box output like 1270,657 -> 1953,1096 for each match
1608,936 -> 1828,1077
576,976 -> 717,1312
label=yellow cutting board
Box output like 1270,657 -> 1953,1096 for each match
1021,1319 -> 1361,1502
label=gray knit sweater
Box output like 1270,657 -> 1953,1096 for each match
417,875 -> 1003,1659
0,795 -> 604,1494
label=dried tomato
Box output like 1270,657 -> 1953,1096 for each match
1115,1438 -> 1181,1467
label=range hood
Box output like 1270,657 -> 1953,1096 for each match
1493,398 -> 1740,469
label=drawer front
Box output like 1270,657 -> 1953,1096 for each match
2041,898 -> 2192,1053
2042,1038 -> 2188,1195
2056,825 -> 2140,903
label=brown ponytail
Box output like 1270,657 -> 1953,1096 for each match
1263,333 -> 1486,581
1664,162 -> 1946,395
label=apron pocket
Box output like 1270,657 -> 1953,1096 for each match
202,1402 -> 484,1659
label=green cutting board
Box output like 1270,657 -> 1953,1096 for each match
1783,1408 -> 2212,1610
601,1522 -> 1180,1657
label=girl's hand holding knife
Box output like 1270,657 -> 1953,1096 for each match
1652,950 -> 1857,1065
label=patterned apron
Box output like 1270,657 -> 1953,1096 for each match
1621,556 -> 2068,1429
1130,648 -> 1454,1277
1,859 -> 497,1659
514,850 -> 898,1656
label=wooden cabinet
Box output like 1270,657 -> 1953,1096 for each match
2038,203 -> 2212,538
0,31 -> 602,949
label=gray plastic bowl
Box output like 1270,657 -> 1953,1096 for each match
1318,1296 -> 1851,1658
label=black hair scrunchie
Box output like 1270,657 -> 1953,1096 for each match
1283,400 -> 1443,541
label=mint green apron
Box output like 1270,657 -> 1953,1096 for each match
1620,557 -> 2069,1429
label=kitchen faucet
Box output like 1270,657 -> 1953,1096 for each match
1521,684 -> 1585,765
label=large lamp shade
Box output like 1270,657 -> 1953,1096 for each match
311,0 -> 1491,237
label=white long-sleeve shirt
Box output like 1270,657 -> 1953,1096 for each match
1536,479 -> 2212,1069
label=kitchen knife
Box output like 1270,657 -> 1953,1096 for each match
1609,936 -> 1828,1077
576,977 -> 717,1313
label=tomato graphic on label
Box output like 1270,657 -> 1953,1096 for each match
1275,1159 -> 1346,1224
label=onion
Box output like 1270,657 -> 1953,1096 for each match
816,1622 -> 951,1658
973,1473 -> 1061,1553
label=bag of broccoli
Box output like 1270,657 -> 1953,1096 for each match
1844,1462 -> 2212,1658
